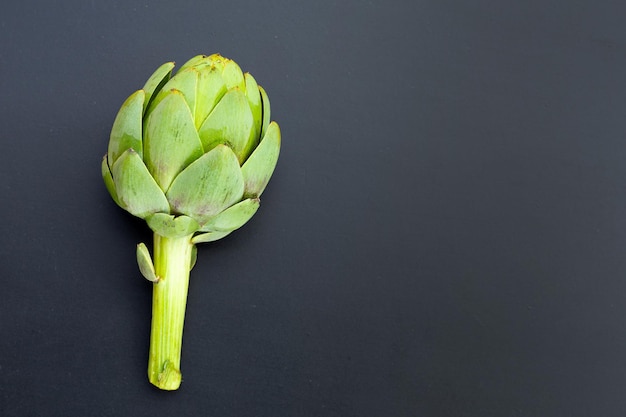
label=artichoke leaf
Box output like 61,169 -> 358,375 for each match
144,89 -> 204,192
244,73 -> 262,149
197,89 -> 254,163
137,242 -> 159,282
191,231 -> 232,244
102,156 -> 123,208
221,58 -> 246,91
108,90 -> 145,167
201,54 -> 245,90
242,121 -> 281,198
194,66 -> 228,129
112,148 -> 170,218
166,144 -> 244,224
178,54 -> 208,73
199,198 -> 260,232
259,86 -> 271,139
142,61 -> 175,114
146,213 -> 199,239
189,245 -> 197,270
147,68 -> 199,118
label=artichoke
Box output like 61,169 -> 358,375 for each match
101,54 -> 280,390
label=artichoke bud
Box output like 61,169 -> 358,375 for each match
102,54 -> 280,241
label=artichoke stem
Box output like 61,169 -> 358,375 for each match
147,232 -> 194,390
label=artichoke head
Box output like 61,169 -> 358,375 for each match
102,54 -> 280,243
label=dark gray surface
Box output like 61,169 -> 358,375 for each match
2,1 -> 626,416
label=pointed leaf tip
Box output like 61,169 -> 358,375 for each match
143,61 -> 176,113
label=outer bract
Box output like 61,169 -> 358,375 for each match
102,54 -> 280,390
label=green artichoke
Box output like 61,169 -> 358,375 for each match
101,54 -> 280,390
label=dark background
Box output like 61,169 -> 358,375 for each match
2,0 -> 626,416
